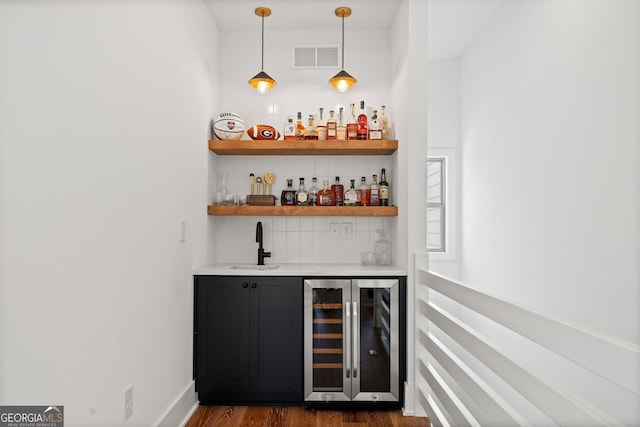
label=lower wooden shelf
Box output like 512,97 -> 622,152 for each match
207,205 -> 398,217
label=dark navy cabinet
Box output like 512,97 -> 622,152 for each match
194,276 -> 303,404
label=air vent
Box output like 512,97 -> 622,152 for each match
291,45 -> 339,69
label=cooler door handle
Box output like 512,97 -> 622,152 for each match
345,302 -> 351,378
353,301 -> 358,378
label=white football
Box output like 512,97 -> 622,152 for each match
213,112 -> 245,140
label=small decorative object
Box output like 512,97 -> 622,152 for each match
213,112 -> 245,140
247,124 -> 281,140
264,172 -> 276,194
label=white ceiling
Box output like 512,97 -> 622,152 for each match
204,0 -> 504,60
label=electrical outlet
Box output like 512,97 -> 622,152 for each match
329,223 -> 340,239
341,222 -> 353,240
124,384 -> 133,420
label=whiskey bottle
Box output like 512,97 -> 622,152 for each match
380,105 -> 389,140
296,112 -> 305,140
368,110 -> 382,140
308,177 -> 319,206
295,178 -> 309,206
379,168 -> 389,206
347,103 -> 358,140
326,110 -> 337,140
337,107 -> 347,140
370,174 -> 380,206
317,180 -> 336,206
357,100 -> 368,140
284,116 -> 296,140
331,176 -> 344,206
317,108 -> 327,140
281,179 -> 297,206
358,176 -> 370,206
305,115 -> 318,140
343,179 -> 360,205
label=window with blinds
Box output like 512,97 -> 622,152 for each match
427,158 -> 445,252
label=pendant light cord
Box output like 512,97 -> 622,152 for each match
341,13 -> 345,69
261,12 -> 265,71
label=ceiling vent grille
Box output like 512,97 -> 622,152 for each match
291,45 -> 340,69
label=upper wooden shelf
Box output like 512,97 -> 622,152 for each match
209,139 -> 398,155
208,205 -> 398,217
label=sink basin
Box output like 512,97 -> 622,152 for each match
230,264 -> 280,270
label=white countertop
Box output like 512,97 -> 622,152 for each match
193,263 -> 407,276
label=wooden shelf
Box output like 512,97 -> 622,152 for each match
209,139 -> 398,155
207,205 -> 398,217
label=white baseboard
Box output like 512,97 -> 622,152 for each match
154,381 -> 198,427
403,381 -> 416,416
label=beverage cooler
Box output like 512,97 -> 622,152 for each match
303,278 -> 405,409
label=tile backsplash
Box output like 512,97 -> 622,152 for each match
211,215 -> 392,265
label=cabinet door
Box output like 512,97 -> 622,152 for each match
195,276 -> 251,393
250,277 -> 303,398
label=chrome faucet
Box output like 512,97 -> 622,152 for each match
256,221 -> 271,265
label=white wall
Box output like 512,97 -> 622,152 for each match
0,1 -> 217,425
427,59 -> 461,280
458,0 -> 639,395
209,26 -> 399,266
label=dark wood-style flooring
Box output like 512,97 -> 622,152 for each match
185,405 -> 430,427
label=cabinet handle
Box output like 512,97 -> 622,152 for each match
251,283 -> 257,288
242,283 -> 249,288
345,302 -> 351,378
353,301 -> 358,378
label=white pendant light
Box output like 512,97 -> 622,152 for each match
329,7 -> 357,92
248,7 -> 276,94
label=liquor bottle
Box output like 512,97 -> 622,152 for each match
317,180 -> 336,206
370,174 -> 380,206
331,176 -> 344,206
317,108 -> 327,140
326,110 -> 337,140
343,179 -> 360,205
305,115 -> 318,140
380,105 -> 389,140
347,103 -> 358,140
368,109 -> 382,140
296,112 -> 305,140
357,100 -> 368,140
358,176 -> 370,206
281,179 -> 296,206
308,177 -> 319,206
283,116 -> 296,140
295,178 -> 309,206
379,168 -> 389,206
337,107 -> 347,140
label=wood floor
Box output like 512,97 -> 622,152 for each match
185,405 -> 430,427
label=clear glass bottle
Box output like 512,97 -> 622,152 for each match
284,116 -> 296,140
357,100 -> 368,140
308,177 -> 319,206
369,174 -> 380,206
379,168 -> 389,206
281,178 -> 296,206
295,178 -> 309,206
368,109 -> 382,140
317,108 -> 327,140
347,103 -> 358,140
337,107 -> 347,140
305,115 -> 318,140
317,180 -> 336,206
343,179 -> 360,205
326,110 -> 337,140
375,229 -> 392,265
380,105 -> 389,140
358,176 -> 370,206
331,176 -> 344,206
